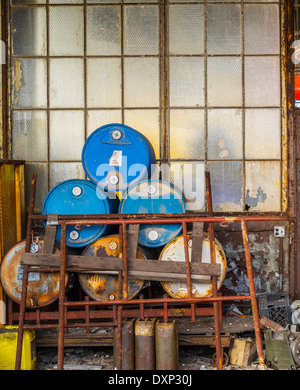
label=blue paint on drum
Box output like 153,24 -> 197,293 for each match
119,180 -> 186,248
42,179 -> 119,248
81,123 -> 156,191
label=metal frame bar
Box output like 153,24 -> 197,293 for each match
13,175 -> 292,371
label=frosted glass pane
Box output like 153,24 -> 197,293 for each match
50,0 -> 82,3
245,56 -> 280,107
124,58 -> 159,107
244,5 -> 280,54
12,111 -> 48,162
124,109 -> 159,157
87,58 -> 122,108
49,7 -> 84,55
49,111 -> 85,161
208,161 -> 243,212
124,6 -> 159,55
87,0 -> 120,3
170,109 -> 205,159
50,59 -> 84,108
207,109 -> 243,159
12,59 -> 47,109
245,161 -> 281,212
124,0 -> 157,2
169,4 -> 204,55
170,162 -> 205,211
12,0 -> 46,3
87,110 -> 122,136
25,163 -> 48,213
86,6 -> 121,56
170,57 -> 205,107
245,109 -> 281,159
12,7 -> 46,56
207,57 -> 242,107
207,4 -> 241,55
50,162 -> 85,189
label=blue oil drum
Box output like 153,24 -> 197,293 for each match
81,123 -> 156,191
119,180 -> 186,248
42,179 -> 119,248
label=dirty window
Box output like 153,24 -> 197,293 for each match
9,0 -> 282,213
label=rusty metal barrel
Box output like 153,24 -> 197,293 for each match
155,320 -> 179,370
0,239 -> 68,308
113,319 -> 135,370
78,235 -> 152,301
159,232 -> 227,298
135,318 -> 156,370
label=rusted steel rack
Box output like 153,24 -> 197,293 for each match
14,173 -> 290,371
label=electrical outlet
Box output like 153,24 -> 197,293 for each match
274,226 -> 285,238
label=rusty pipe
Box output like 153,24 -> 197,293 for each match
241,219 -> 265,370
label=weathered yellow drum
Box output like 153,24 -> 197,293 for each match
79,235 -> 151,301
159,233 -> 227,298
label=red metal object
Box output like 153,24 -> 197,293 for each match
296,75 -> 300,100
13,173 -> 292,371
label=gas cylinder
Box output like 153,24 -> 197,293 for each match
135,318 -> 156,370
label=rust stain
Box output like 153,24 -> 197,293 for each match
12,60 -> 22,106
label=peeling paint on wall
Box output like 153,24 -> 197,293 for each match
216,231 -> 281,297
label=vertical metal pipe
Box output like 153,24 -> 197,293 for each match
14,264 -> 29,370
15,173 -> 37,369
241,219 -> 265,370
182,222 -> 192,298
57,222 -> 67,370
117,304 -> 123,370
205,171 -> 222,370
122,222 -> 128,301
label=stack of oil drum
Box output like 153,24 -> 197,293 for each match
0,123 -> 227,369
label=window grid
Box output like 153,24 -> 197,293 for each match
9,0 -> 283,213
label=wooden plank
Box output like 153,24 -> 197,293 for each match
191,221 -> 204,263
21,253 -> 221,280
127,224 -> 140,259
43,214 -> 58,254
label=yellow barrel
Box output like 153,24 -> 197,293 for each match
78,235 -> 150,301
0,239 -> 68,308
159,232 -> 227,298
